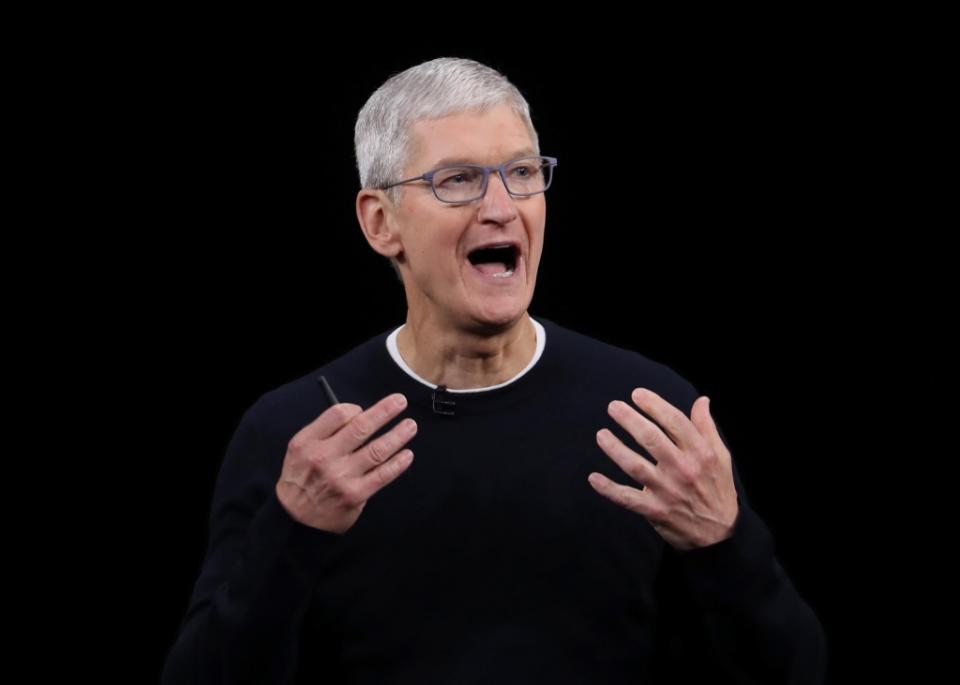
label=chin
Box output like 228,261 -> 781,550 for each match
468,300 -> 529,332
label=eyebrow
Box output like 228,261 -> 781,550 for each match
429,149 -> 537,169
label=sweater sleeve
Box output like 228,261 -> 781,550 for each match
160,404 -> 342,685
650,419 -> 828,685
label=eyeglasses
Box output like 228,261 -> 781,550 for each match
378,155 -> 558,204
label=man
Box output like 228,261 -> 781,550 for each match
162,57 -> 827,683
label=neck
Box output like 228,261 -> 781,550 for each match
396,312 -> 536,390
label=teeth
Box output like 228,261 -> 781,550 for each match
491,269 -> 514,278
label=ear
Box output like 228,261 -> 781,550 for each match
356,189 -> 404,260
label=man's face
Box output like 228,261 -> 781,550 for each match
391,103 -> 545,334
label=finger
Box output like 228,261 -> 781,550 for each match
332,392 -> 409,454
302,402 -> 365,442
349,416 -> 418,476
357,448 -> 415,501
606,400 -> 681,468
587,472 -> 657,519
692,396 -> 730,463
629,387 -> 704,451
596,427 -> 660,490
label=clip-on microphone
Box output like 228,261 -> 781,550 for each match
432,384 -> 455,416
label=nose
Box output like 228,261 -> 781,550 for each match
476,170 -> 518,225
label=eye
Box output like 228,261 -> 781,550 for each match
436,168 -> 480,187
508,163 -> 538,178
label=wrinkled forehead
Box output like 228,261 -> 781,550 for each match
403,104 -> 536,174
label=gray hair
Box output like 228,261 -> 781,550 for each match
354,57 -> 540,281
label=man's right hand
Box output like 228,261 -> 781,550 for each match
275,393 -> 417,534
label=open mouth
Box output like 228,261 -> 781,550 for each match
466,244 -> 519,279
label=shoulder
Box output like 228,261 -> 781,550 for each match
537,316 -> 702,414
242,325 -> 396,442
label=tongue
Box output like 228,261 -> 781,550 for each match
473,262 -> 509,275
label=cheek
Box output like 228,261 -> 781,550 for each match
524,210 -> 546,254
525,198 -> 546,228
407,229 -> 463,277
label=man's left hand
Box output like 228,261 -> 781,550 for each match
589,388 -> 739,551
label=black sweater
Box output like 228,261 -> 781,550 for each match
161,316 -> 826,684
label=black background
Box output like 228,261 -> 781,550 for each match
70,31 -> 918,683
